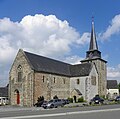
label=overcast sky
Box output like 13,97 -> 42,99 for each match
0,0 -> 120,86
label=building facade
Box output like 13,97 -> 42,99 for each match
107,80 -> 119,99
9,20 -> 107,107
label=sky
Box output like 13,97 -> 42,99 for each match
0,0 -> 120,86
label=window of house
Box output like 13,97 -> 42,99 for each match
91,76 -> 96,85
77,79 -> 80,84
42,76 -> 45,82
18,72 -> 22,82
17,65 -> 22,82
54,77 -> 55,83
63,78 -> 65,84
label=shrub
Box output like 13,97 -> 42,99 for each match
37,96 -> 44,102
53,95 -> 58,99
68,97 -> 73,103
78,97 -> 84,102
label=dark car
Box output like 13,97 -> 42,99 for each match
62,99 -> 70,105
34,100 -> 46,107
115,96 -> 120,102
89,95 -> 104,105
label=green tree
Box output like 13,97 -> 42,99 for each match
78,96 -> 84,102
53,95 -> 58,99
37,96 -> 44,102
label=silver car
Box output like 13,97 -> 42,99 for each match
44,99 -> 64,108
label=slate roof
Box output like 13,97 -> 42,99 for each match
107,80 -> 118,89
24,51 -> 92,77
74,89 -> 82,95
0,85 -> 8,97
70,63 -> 92,77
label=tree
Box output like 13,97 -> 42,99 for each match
37,96 -> 44,102
53,95 -> 58,99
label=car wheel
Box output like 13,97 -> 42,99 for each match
50,104 -> 54,108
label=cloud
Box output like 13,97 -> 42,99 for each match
0,14 -> 90,86
19,14 -> 82,57
100,14 -> 120,40
76,32 -> 90,45
107,65 -> 120,82
64,55 -> 83,65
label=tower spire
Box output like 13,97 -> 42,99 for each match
89,16 -> 98,51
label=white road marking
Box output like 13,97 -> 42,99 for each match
1,108 -> 120,119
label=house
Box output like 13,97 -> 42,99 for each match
0,85 -> 9,105
107,80 -> 119,99
9,20 -> 107,107
0,85 -> 8,97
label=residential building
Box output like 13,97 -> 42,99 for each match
107,80 -> 119,99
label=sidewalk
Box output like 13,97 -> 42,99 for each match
64,102 -> 89,108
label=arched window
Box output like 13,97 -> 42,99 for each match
54,77 -> 55,83
63,78 -> 65,84
42,76 -> 45,83
91,76 -> 96,85
77,79 -> 80,84
17,65 -> 22,82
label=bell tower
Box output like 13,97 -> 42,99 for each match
81,18 -> 107,97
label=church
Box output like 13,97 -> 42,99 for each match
9,20 -> 107,107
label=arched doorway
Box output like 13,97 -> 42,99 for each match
71,88 -> 82,103
14,89 -> 20,105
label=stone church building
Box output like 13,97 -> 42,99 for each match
9,21 -> 107,107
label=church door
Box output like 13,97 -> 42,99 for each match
14,89 -> 20,105
17,92 -> 20,104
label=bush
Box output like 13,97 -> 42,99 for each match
37,96 -> 44,102
68,97 -> 73,103
53,95 -> 58,99
78,97 -> 84,102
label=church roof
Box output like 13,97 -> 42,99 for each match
24,51 -> 71,76
24,51 -> 92,77
107,80 -> 118,89
70,63 -> 92,77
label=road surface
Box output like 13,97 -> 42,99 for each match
0,104 -> 120,119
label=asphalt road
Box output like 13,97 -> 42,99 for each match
0,104 -> 120,119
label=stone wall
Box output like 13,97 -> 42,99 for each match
70,63 -> 98,102
9,49 -> 34,107
34,73 -> 70,103
93,60 -> 107,97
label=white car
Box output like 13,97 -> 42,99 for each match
0,97 -> 9,106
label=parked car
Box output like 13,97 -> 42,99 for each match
115,96 -> 120,102
0,97 -> 9,106
42,99 -> 64,109
62,99 -> 70,105
41,101 -> 48,108
89,95 -> 104,105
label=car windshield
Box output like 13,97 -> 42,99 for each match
116,96 -> 120,98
